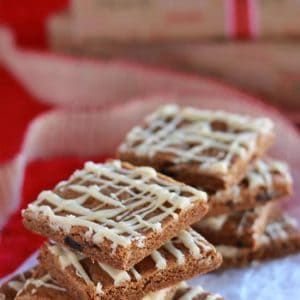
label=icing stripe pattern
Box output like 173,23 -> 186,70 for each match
47,228 -> 214,292
18,273 -> 66,295
245,159 -> 292,191
197,203 -> 273,245
7,272 -> 29,292
2,269 -> 67,298
198,205 -> 264,233
217,216 -> 299,258
119,105 -> 273,174
212,158 -> 292,203
25,160 -> 207,250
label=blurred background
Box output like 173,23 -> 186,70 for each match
1,0 -> 300,125
0,0 -> 300,277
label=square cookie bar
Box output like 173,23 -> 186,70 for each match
193,202 -> 276,248
23,160 -> 208,270
216,215 -> 300,268
118,105 -> 274,191
206,159 -> 292,217
39,228 -> 222,300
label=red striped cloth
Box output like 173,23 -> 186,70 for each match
0,57 -> 108,277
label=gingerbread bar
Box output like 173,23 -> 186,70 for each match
0,268 -> 35,300
206,158 -> 292,217
173,282 -> 224,300
193,202 -> 277,248
22,160 -> 208,270
118,105 -> 274,191
39,228 -> 222,300
216,215 -> 300,268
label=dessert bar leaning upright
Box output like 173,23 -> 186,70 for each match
39,228 -> 222,300
118,104 -> 274,191
22,160 -> 208,270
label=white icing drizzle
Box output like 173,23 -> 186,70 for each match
177,281 -> 189,289
163,240 -> 185,265
212,158 -> 292,205
177,230 -> 200,259
27,160 -> 207,251
96,282 -> 104,295
218,216 -> 298,255
8,280 -> 25,292
179,286 -> 204,300
206,294 -> 223,300
198,205 -> 267,237
119,104 -> 273,175
177,285 -> 222,300
7,272 -> 27,292
198,215 -> 228,231
216,245 -> 240,258
251,204 -> 275,243
48,228 -> 214,290
49,245 -> 92,284
142,287 -> 173,300
258,214 -> 297,245
175,282 -> 224,300
98,262 -> 131,286
151,250 -> 167,270
22,274 -> 66,293
13,271 -> 66,298
246,159 -> 291,191
131,267 -> 142,281
282,215 -> 298,228
258,234 -> 270,246
265,222 -> 288,240
236,209 -> 255,237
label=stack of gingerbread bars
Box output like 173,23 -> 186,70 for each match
2,159 -> 225,299
118,104 -> 300,268
2,104 -> 299,300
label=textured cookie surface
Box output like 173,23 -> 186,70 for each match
23,160 -> 208,270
